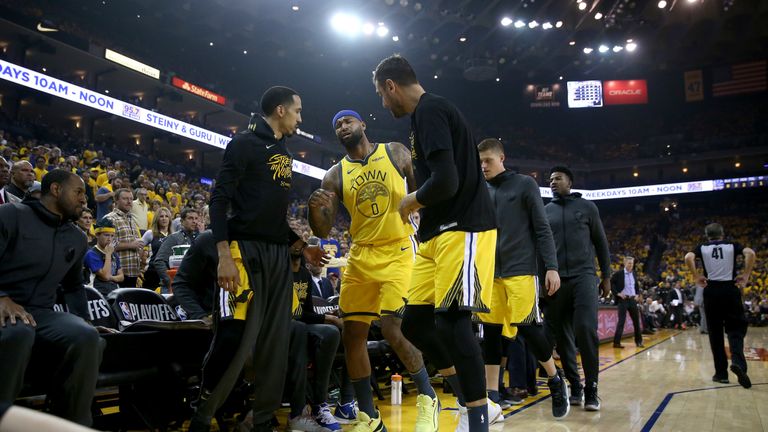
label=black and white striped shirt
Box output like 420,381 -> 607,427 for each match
694,241 -> 744,282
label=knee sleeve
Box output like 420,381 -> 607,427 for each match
401,305 -> 452,370
436,309 -> 486,402
482,324 -> 503,365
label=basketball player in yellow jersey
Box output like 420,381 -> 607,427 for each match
309,110 -> 440,432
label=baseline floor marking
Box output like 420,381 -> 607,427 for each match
501,331 -> 682,419
640,383 -> 768,432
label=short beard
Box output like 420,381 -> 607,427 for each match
339,130 -> 364,149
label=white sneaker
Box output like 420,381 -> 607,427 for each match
287,414 -> 331,432
488,399 -> 504,424
454,403 -> 468,432
454,399 -> 504,432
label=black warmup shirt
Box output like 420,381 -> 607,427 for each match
694,241 -> 743,282
409,93 -> 495,242
209,116 -> 300,245
293,265 -> 325,325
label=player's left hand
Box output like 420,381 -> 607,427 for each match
545,270 -> 561,296
398,193 -> 423,224
304,245 -> 331,267
599,278 -> 611,298
736,274 -> 750,288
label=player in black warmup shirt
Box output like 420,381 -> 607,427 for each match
188,86 -> 326,432
685,222 -> 756,389
373,55 -> 499,432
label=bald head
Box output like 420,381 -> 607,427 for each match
11,160 -> 34,189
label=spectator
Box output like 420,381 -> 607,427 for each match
171,230 -> 216,321
77,169 -> 95,211
33,156 -> 48,182
0,169 -> 104,426
153,208 -> 200,292
141,207 -> 174,290
130,187 -> 150,232
6,161 -> 34,200
667,282 -> 686,329
104,188 -> 143,287
95,175 -> 120,220
154,185 -> 168,204
25,181 -> 42,200
83,218 -> 124,296
0,156 -> 16,205
76,208 -> 96,246
307,262 -> 335,299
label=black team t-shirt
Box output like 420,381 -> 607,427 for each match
409,93 -> 495,242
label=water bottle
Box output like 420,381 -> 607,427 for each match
391,374 -> 402,405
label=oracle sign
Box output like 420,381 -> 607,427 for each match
603,79 -> 648,105
171,76 -> 226,105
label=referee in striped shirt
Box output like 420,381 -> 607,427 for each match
685,222 -> 756,389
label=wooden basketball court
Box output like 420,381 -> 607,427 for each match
373,327 -> 768,431
166,327 -> 767,431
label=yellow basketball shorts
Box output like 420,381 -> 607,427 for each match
339,236 -> 418,324
217,241 -> 259,321
409,229 -> 497,313
478,275 -> 543,338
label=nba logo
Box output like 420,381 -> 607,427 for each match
119,302 -> 133,320
175,305 -> 188,321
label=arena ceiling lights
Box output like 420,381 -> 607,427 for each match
500,16 -> 563,30
582,40 -> 637,54
330,12 -> 391,39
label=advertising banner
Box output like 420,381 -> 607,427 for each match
171,76 -> 226,105
105,48 -> 160,79
603,79 -> 648,105
525,83 -> 562,108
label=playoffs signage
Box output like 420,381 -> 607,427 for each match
603,80 -> 648,105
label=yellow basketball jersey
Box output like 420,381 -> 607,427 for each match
340,143 -> 414,246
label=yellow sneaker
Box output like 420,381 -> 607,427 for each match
415,394 -> 440,432
350,410 -> 386,432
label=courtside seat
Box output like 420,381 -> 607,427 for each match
107,288 -> 209,332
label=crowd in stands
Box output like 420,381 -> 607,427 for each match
478,98 -> 767,163
7,109 -> 764,325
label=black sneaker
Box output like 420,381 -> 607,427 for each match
488,391 -> 512,410
584,382 -> 601,411
548,369 -> 570,419
501,387 -> 524,406
569,382 -> 584,406
712,375 -> 730,384
730,364 -> 752,389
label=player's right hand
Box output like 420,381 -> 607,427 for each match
309,189 -> 335,210
217,255 -> 241,293
695,274 -> 707,288
545,270 -> 561,296
0,296 -> 36,327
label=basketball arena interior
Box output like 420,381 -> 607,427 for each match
0,0 -> 766,431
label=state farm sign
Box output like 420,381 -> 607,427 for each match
603,80 -> 648,105
171,76 -> 227,105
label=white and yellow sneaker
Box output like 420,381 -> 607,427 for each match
415,394 -> 441,432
